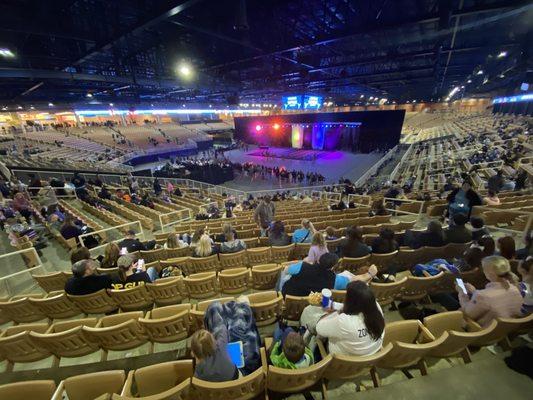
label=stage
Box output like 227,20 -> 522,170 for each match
247,147 -> 331,161
223,146 -> 384,190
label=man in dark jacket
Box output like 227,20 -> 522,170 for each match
64,259 -> 112,295
487,170 -> 504,193
119,230 -> 156,252
445,214 -> 472,243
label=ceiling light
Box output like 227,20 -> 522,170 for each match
2,107 -> 7,111
0,48 -> 15,58
369,96 -> 374,100
182,104 -> 186,107
467,79 -> 472,83
499,74 -> 505,78
360,94 -> 364,98
460,86 -> 465,89
30,106 -> 35,110
86,93 -> 93,98
497,51 -> 507,58
17,106 -> 22,109
476,70 -> 483,75
109,103 -> 114,107
48,103 -> 54,107
178,63 -> 193,77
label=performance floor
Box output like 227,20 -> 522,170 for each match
223,146 -> 384,190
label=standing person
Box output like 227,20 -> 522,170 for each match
153,178 -> 162,196
254,195 -> 275,236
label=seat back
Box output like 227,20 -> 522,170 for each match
83,312 -> 147,351
0,296 -> 46,323
130,360 -> 193,397
29,292 -> 82,319
423,311 -> 465,338
266,355 -> 332,393
338,255 -> 371,273
187,255 -> 220,274
218,250 -> 248,270
0,323 -> 51,363
63,370 -> 126,400
248,291 -> 283,326
0,380 -> 56,400
370,277 -> 407,306
401,273 -> 444,301
271,244 -> 295,263
369,251 -> 398,272
191,367 -> 264,400
251,264 -> 282,290
30,318 -> 99,358
473,314 -> 533,347
283,295 -> 309,321
109,285 -> 153,311
32,271 -> 71,292
323,343 -> 393,380
218,268 -> 250,294
146,277 -> 185,306
377,338 -> 445,370
139,304 -> 192,343
460,268 -> 488,289
140,248 -> 166,263
246,247 -> 272,266
165,247 -> 191,259
183,272 -> 218,299
68,289 -> 118,314
292,243 -> 311,260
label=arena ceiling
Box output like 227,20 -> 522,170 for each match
0,0 -> 531,108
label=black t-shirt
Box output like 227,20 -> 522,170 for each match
282,262 -> 336,297
119,238 -> 145,253
64,275 -> 112,295
111,272 -> 151,290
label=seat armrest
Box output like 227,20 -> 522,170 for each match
260,347 -> 268,373
464,317 -> 482,332
120,370 -> 135,396
316,338 -> 328,358
51,380 -> 65,400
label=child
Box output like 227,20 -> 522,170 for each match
270,327 -> 314,369
305,232 -> 329,264
191,328 -> 238,382
324,226 -> 337,240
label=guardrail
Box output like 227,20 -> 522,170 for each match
390,143 -> 414,181
78,220 -> 144,249
159,209 -> 193,233
25,186 -> 78,200
0,248 -> 44,297
354,145 -> 399,187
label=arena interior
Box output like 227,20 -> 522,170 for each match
0,1 -> 532,399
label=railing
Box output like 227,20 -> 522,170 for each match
78,221 -> 144,249
390,143 -> 414,181
354,145 -> 399,187
25,186 -> 78,199
0,248 -> 44,297
159,209 -> 193,233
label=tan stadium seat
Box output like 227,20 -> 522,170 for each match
187,255 -> 220,275
421,246 -> 448,262
261,343 -> 332,399
51,370 -> 126,400
109,285 -> 154,311
218,267 -> 250,294
258,237 -> 271,246
146,276 -> 185,306
120,360 -> 192,399
326,238 -> 343,253
32,271 -> 72,293
293,243 -> 311,260
183,272 -> 218,300
67,289 -> 118,314
0,380 -> 56,400
318,340 -> 393,388
397,248 -> 423,269
331,289 -> 346,303
283,295 -> 309,322
83,312 -> 147,359
423,311 -> 497,363
271,244 -> 295,263
378,320 -> 447,376
251,264 -> 283,290
0,323 -> 54,371
139,304 -> 192,343
0,294 -> 47,323
191,367 -> 264,400
246,247 -> 272,266
166,246 -> 192,259
401,273 -> 445,302
238,228 -> 256,239
218,250 -> 248,270
370,277 -> 407,307
444,242 -> 471,259
140,248 -> 166,263
190,297 -> 234,332
468,314 -> 533,349
30,318 -> 100,360
98,267 -> 119,275
242,237 -> 258,248
29,291 -> 82,319
248,291 -> 283,326
369,251 -> 398,272
338,255 -> 371,273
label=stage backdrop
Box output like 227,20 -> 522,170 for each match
234,110 -> 405,153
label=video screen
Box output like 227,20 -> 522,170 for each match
303,95 -> 322,109
282,95 -> 303,110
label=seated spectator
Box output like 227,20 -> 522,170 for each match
111,255 -> 155,289
517,257 -> 533,315
215,223 -> 237,243
488,170 -> 504,193
64,259 -> 112,295
164,233 -> 188,249
292,219 -> 315,244
190,227 -> 206,247
339,226 -> 371,258
60,215 -> 84,241
98,186 -> 111,200
445,213 -> 472,243
12,192 -> 33,222
282,253 -> 377,297
497,236 -> 516,260
418,221 -> 446,248
220,230 -> 246,253
369,198 -> 389,216
516,230 -> 533,260
191,328 -> 238,382
118,229 -> 156,252
70,246 -> 92,265
173,186 -> 183,197
483,190 -> 501,206
447,179 -> 482,218
371,228 -> 399,254
470,216 -> 490,241
324,226 -> 338,241
305,232 -> 329,264
270,326 -> 313,369
478,235 -> 496,257
315,281 -> 385,356
193,234 -> 216,257
455,247 -> 484,272
457,256 -> 522,327
100,242 -> 120,269
48,213 -> 62,233
38,185 -> 58,210
268,221 -> 290,246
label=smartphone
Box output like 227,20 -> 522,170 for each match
120,247 -> 128,255
456,278 -> 467,295
137,258 -> 145,272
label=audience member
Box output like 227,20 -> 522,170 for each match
456,247 -> 484,272
516,231 -> 533,260
220,229 -> 246,253
164,233 -> 188,249
478,235 -> 496,258
112,254 -> 154,289
254,196 -> 275,234
118,230 -> 156,252
305,232 -> 329,264
445,214 -> 472,243
457,256 -> 522,327
487,170 -> 504,193
470,216 -> 490,241
324,226 -> 338,240
339,226 -> 371,258
292,219 -> 315,244
268,221 -> 291,246
270,327 -> 313,369
517,257 -> 533,315
369,198 -> 389,216
193,234 -> 216,257
100,242 -> 120,269
70,246 -> 92,265
60,215 -> 84,241
483,190 -> 501,206
315,281 -> 385,356
12,192 -> 33,222
371,228 -> 398,254
191,328 -> 237,382
417,221 -> 446,248
497,236 -> 516,260
64,259 -> 112,295
447,180 -> 482,218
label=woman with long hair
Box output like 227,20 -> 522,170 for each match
478,235 -> 496,258
305,232 -> 329,264
268,220 -> 290,246
101,242 -> 120,269
371,228 -> 398,254
497,236 -> 516,260
291,219 -> 315,244
316,281 -> 385,355
112,254 -> 153,290
457,255 -> 522,326
340,226 -> 371,258
164,233 -> 188,249
60,214 -> 83,241
194,234 -> 215,257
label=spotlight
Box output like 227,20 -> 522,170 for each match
86,93 -> 93,98
30,106 -> 35,110
0,48 -> 15,58
255,124 -> 262,132
476,70 -> 483,75
109,103 -> 114,107
48,103 -> 54,107
499,74 -> 505,78
467,79 -> 472,83
17,106 -> 22,109
360,94 -> 364,98
273,123 -> 280,130
497,51 -> 507,58
178,63 -> 192,77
